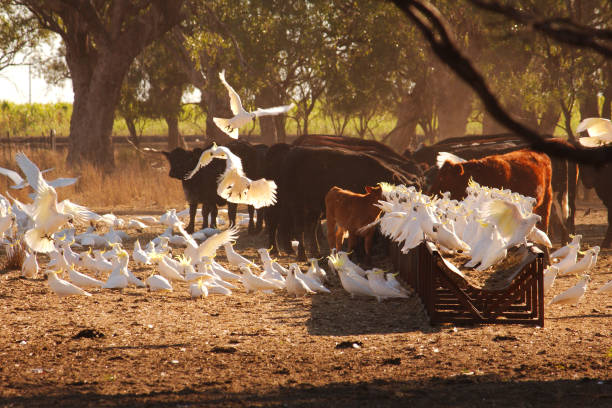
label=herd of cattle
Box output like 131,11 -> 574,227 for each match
158,134 -> 611,261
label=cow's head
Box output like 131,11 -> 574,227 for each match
429,161 -> 468,199
162,147 -> 204,180
364,185 -> 383,200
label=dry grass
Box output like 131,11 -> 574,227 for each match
2,239 -> 26,271
0,147 -> 186,211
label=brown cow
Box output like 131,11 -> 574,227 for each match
430,149 -> 553,232
325,185 -> 383,262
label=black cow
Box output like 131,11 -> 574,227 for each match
161,140 -> 264,234
262,143 -> 293,253
277,146 -> 421,260
580,162 -> 612,248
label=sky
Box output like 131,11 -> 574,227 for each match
0,64 -> 73,104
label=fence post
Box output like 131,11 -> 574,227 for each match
49,129 -> 56,151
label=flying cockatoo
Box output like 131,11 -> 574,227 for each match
184,143 -> 277,208
0,165 -> 78,191
576,117 -> 612,147
15,152 -> 86,253
214,70 -> 294,139
177,224 -> 239,264
481,199 -> 541,250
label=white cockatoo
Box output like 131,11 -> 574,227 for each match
224,241 -> 260,269
189,279 -> 208,298
67,265 -> 104,289
365,268 -> 409,302
543,265 -> 559,295
576,117 -> 612,147
15,152 -> 86,253
21,250 -> 38,278
177,224 -> 239,264
561,246 -> 600,276
46,270 -> 92,297
238,265 -> 283,293
184,143 -> 277,208
291,263 -> 330,293
596,279 -> 612,294
0,165 -> 77,191
481,199 -> 541,250
285,264 -> 315,297
550,235 -> 582,260
213,70 -> 294,139
549,275 -> 590,306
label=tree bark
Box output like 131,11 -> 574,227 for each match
66,52 -> 130,169
436,70 -> 473,140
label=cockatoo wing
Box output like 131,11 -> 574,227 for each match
481,200 -> 521,239
176,224 -> 198,249
436,151 -> 466,169
58,199 -> 97,224
254,103 -> 294,117
245,178 -> 277,208
578,136 -> 608,147
213,117 -> 240,139
198,225 -> 240,259
48,177 -> 79,189
15,152 -> 52,197
219,70 -> 243,115
0,166 -> 24,186
576,117 -> 612,137
31,187 -> 59,225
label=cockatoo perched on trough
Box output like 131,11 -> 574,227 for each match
184,143 -> 277,208
214,70 -> 294,139
576,117 -> 612,147
15,152 -> 88,253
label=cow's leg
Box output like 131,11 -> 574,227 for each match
247,205 -> 255,234
327,212 -> 337,251
255,208 -> 265,233
228,203 -> 237,227
295,209 -> 308,261
363,231 -> 375,266
603,204 -> 612,248
335,226 -> 345,251
208,205 -> 218,229
186,202 -> 197,234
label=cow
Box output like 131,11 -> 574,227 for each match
580,162 -> 612,248
277,145 -> 421,260
161,140 -> 264,234
325,185 -> 383,263
293,134 -> 424,178
412,133 -> 575,242
430,149 -> 553,232
262,143 -> 293,253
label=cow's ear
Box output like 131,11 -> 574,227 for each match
454,163 -> 465,176
365,186 -> 373,193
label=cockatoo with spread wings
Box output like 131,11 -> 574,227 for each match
213,70 -> 294,139
576,117 -> 612,147
0,165 -> 78,191
480,199 -> 541,250
177,224 -> 240,264
15,152 -> 88,253
184,143 -> 277,208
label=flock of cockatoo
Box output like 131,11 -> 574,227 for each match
1,146 -> 610,310
368,179 -> 611,305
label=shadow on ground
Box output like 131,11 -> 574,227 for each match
2,377 -> 610,407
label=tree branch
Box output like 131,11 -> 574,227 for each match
389,0 -> 612,164
468,0 -> 612,58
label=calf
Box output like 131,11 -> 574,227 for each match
325,185 -> 383,262
430,149 -> 553,232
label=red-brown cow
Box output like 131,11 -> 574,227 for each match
430,149 -> 553,231
325,185 -> 383,262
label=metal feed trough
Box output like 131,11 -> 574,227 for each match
390,241 -> 545,326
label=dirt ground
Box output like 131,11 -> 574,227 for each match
0,202 -> 611,407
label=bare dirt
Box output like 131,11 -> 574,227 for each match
1,203 -> 611,407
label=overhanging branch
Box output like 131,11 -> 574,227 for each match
389,0 -> 612,164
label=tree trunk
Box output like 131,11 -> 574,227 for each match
66,54 -> 130,170
259,117 -> 277,145
124,117 -> 139,147
435,70 -> 473,140
166,115 -> 185,150
387,98 -> 418,153
274,115 -> 287,143
538,104 -> 560,135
